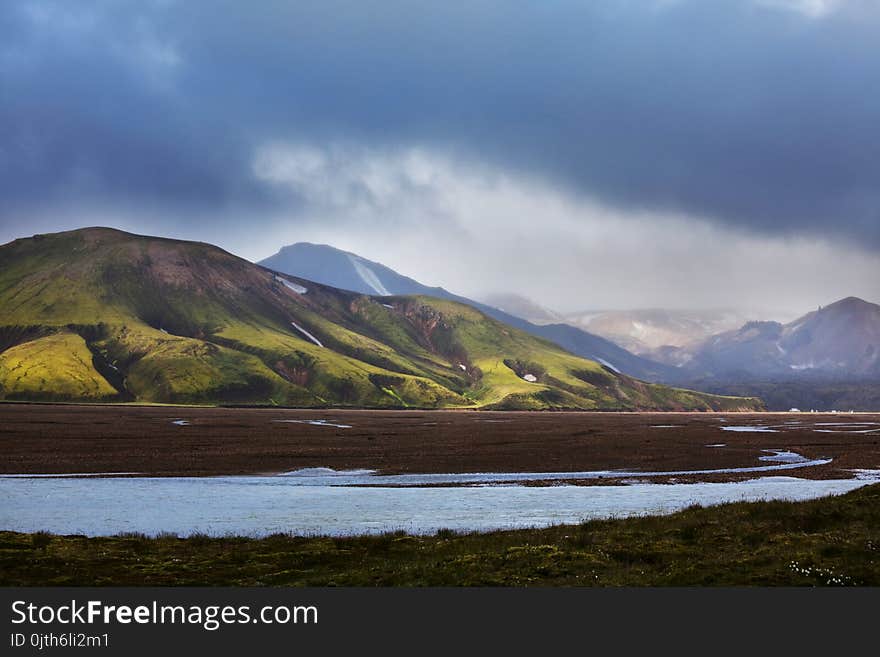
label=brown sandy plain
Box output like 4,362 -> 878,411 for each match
1,404 -> 878,484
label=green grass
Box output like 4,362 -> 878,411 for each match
0,227 -> 764,411
215,320 -> 468,408
2,484 -> 878,586
0,332 -> 118,401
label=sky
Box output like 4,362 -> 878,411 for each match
1,0 -> 879,315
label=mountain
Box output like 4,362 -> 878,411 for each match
664,297 -> 880,411
0,228 -> 760,411
565,308 -> 759,363
260,243 -> 680,382
479,293 -> 563,325
260,243 -> 431,298
683,297 -> 880,379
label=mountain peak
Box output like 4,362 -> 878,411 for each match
24,226 -> 217,250
823,296 -> 877,312
14,226 -> 128,245
280,242 -> 351,255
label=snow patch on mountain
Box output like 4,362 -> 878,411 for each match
347,255 -> 391,296
595,357 -> 621,374
275,275 -> 307,294
290,321 -> 323,347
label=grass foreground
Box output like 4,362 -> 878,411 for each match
2,484 -> 879,586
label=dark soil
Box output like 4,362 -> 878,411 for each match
1,403 -> 878,481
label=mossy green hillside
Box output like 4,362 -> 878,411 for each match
0,332 -> 117,401
0,228 -> 763,410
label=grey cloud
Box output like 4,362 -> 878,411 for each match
2,1 -> 880,247
249,143 -> 880,314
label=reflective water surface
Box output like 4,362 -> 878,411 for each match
1,471 -> 877,537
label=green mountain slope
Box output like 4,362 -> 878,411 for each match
0,228 -> 762,410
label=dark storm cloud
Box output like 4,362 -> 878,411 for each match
2,0 -> 880,244
0,1 -> 278,221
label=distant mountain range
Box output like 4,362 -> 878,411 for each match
479,293 -> 564,325
261,243 -> 679,382
564,308 -> 760,362
0,228 -> 759,411
263,242 -> 880,411
541,299 -> 880,381
3,229 -> 874,411
680,297 -> 880,379
661,297 -> 880,412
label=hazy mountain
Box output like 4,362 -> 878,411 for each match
0,228 -> 760,411
260,243 -> 680,382
480,293 -> 563,325
685,297 -> 880,379
565,308 -> 760,362
664,297 -> 880,411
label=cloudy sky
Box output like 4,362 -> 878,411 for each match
1,0 -> 879,315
